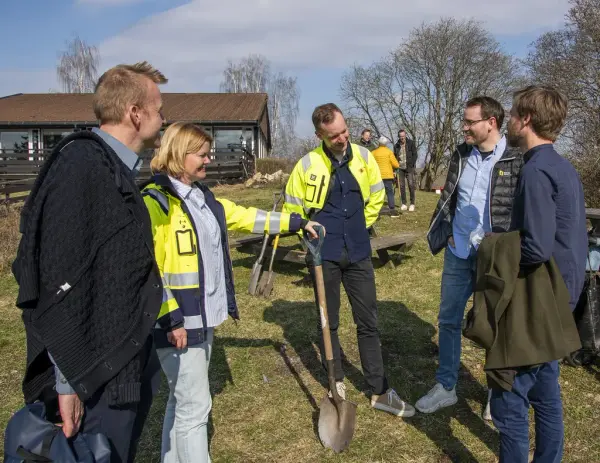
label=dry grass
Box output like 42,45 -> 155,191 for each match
0,206 -> 21,276
1,186 -> 600,462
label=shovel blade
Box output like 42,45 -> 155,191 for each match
260,272 -> 278,297
256,271 -> 270,296
248,263 -> 262,295
318,395 -> 357,453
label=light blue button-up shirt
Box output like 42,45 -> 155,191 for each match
449,136 -> 506,259
170,177 -> 228,328
92,128 -> 143,174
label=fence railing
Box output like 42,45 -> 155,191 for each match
0,148 -> 255,205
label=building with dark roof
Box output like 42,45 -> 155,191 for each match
0,92 -> 271,158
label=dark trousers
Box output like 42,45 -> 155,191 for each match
490,361 -> 563,463
79,343 -> 161,463
383,179 -> 396,210
398,169 -> 415,205
309,250 -> 388,395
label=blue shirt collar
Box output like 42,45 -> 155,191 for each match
472,135 -> 506,160
92,128 -> 142,173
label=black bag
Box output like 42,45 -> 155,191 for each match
4,402 -> 111,463
574,271 -> 600,352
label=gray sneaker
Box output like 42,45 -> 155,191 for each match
415,383 -> 458,414
371,388 -> 415,417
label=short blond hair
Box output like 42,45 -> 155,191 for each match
150,122 -> 213,177
93,61 -> 168,125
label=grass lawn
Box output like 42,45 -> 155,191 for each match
1,185 -> 600,462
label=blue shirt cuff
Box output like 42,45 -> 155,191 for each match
48,352 -> 76,395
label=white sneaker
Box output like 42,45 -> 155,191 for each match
328,381 -> 346,400
482,389 -> 492,421
371,388 -> 415,417
400,204 -> 408,211
408,204 -> 415,212
415,383 -> 458,414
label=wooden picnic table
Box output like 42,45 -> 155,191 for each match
230,228 -> 420,269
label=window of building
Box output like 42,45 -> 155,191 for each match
213,128 -> 253,152
0,131 -> 29,153
42,129 -> 73,151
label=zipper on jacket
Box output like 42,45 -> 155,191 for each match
488,155 -> 516,229
426,149 -> 464,239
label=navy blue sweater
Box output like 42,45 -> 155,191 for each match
313,146 -> 371,263
510,144 -> 588,309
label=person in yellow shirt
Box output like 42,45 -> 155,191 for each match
371,136 -> 400,216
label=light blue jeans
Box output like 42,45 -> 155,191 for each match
157,328 -> 214,463
436,247 -> 477,390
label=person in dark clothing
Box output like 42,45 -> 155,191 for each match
394,129 -> 418,211
283,104 -> 415,417
12,62 -> 168,463
358,128 -> 374,149
490,85 -> 588,463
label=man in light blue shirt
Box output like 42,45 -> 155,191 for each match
418,97 -> 524,416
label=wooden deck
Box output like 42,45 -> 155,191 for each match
230,229 -> 421,268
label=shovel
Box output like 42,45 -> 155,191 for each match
304,225 -> 357,453
257,234 -> 280,297
248,192 -> 283,295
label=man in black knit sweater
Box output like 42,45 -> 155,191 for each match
12,62 -> 167,462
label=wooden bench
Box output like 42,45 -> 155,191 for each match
230,229 -> 420,269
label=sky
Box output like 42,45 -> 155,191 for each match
0,0 -> 571,136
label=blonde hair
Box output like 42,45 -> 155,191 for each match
150,122 -> 213,177
93,61 -> 168,125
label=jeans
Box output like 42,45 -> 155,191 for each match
79,338 -> 160,463
490,361 -> 564,463
309,249 -> 389,395
157,329 -> 214,463
398,169 -> 416,205
383,179 -> 396,210
436,247 -> 477,390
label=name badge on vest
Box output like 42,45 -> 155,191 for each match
499,170 -> 511,177
175,229 -> 196,255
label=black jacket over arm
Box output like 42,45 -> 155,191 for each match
12,131 -> 163,406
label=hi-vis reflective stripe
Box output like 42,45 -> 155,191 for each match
143,189 -> 169,215
162,287 -> 176,303
184,314 -> 204,329
301,154 -> 311,172
252,210 -> 267,233
162,272 -> 199,287
357,146 -> 369,163
370,181 -> 384,193
285,194 -> 303,206
251,210 -> 283,234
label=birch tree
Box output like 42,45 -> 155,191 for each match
57,35 -> 100,93
220,55 -> 300,156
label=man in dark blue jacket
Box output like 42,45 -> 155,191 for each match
490,85 -> 588,463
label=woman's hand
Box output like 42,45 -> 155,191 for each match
304,221 -> 325,240
167,327 -> 188,350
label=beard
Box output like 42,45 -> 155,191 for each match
506,129 -> 521,148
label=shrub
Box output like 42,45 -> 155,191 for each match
255,157 -> 295,174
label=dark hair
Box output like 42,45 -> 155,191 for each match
465,96 -> 505,130
398,129 -> 406,135
361,128 -> 371,136
512,86 -> 567,142
312,103 -> 343,130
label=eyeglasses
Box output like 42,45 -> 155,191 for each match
462,117 -> 490,128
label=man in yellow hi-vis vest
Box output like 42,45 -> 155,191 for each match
283,103 -> 415,417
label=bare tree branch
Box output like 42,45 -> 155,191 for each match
57,35 -> 100,93
340,18 -> 522,189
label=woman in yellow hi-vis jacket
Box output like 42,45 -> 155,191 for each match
143,122 -> 320,463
